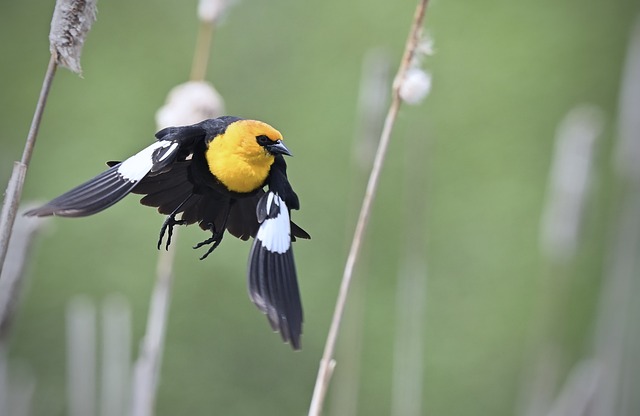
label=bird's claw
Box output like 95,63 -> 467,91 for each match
158,215 -> 187,250
193,223 -> 225,260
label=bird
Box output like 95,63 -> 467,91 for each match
26,116 -> 310,349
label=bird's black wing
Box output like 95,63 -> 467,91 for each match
248,191 -> 304,349
225,189 -> 310,242
25,124 -> 209,218
247,156 -> 309,350
268,156 -> 310,241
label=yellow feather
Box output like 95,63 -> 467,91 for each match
205,120 -> 282,193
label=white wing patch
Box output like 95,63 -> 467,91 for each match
256,193 -> 291,254
117,141 -> 176,182
157,142 -> 179,162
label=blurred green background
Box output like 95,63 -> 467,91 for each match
1,0 -> 639,415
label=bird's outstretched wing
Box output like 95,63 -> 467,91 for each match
247,155 -> 310,349
248,191 -> 304,349
25,124 -> 207,218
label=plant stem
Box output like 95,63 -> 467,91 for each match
130,245 -> 176,416
307,1 -> 429,414
190,21 -> 215,82
0,54 -> 57,277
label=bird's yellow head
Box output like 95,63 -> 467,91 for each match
206,119 -> 292,193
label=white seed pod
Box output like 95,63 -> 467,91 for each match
399,68 -> 432,105
155,81 -> 225,129
198,0 -> 233,23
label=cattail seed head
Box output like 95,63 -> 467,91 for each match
198,0 -> 233,23
49,0 -> 98,75
155,81 -> 225,129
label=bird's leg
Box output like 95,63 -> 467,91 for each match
194,204 -> 232,260
157,195 -> 193,250
158,215 -> 187,250
193,223 -> 225,260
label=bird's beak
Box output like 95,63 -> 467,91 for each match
267,140 -> 292,156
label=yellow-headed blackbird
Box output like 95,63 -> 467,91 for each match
26,116 -> 310,349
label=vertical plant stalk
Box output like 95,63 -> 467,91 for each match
130,246 -> 176,416
0,212 -> 43,416
100,295 -> 131,416
391,128 -> 429,416
67,297 -> 97,416
0,56 -> 57,277
307,1 -> 430,414
585,17 -> 640,416
518,106 -> 603,416
191,21 -> 215,82
0,213 -> 47,343
0,0 -> 97,277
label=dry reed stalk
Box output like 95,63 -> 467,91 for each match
391,127 -> 429,416
518,105 -> 603,416
100,296 -> 131,416
545,360 -> 601,416
0,211 -> 47,343
0,0 -> 97,277
588,18 -> 640,416
0,348 -> 36,416
66,297 -> 97,416
0,209 -> 42,416
191,21 -> 215,82
130,246 -> 176,416
308,1 -> 430,414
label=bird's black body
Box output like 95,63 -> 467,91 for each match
27,116 -> 309,349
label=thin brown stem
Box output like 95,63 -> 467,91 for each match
307,1 -> 429,414
130,245 -> 177,416
190,21 -> 215,81
0,54 -> 58,277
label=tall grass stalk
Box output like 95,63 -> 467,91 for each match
0,348 -> 35,416
519,105 -> 603,416
0,212 -> 47,343
100,296 -> 131,416
391,127 -> 429,416
130,247 -> 176,416
0,0 -> 96,277
0,58 -> 55,277
191,21 -> 215,82
588,17 -> 640,416
0,211 -> 43,415
66,297 -> 98,416
308,1 -> 430,414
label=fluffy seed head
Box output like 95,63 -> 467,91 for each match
49,0 -> 98,75
198,0 -> 233,23
399,68 -> 432,105
155,81 -> 225,129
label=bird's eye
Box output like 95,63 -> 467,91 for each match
256,135 -> 271,146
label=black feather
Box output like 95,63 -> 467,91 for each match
248,239 -> 303,350
25,165 -> 138,217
